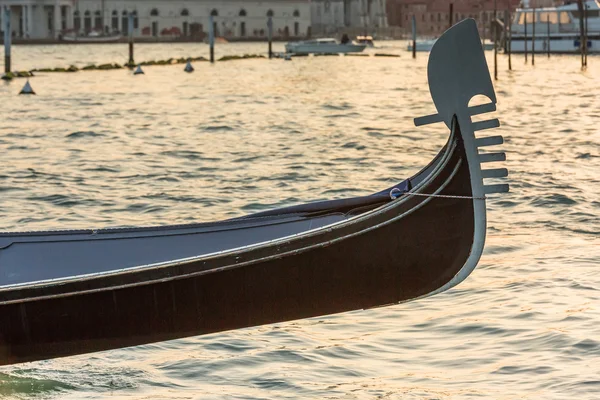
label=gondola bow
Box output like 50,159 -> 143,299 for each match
0,19 -> 508,366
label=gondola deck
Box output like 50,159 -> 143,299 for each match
0,19 -> 508,366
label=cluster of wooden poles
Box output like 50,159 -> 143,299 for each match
1,11 -> 279,81
410,0 -> 590,80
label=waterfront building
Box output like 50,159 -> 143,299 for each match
310,0 -> 388,35
0,0 -> 312,40
386,0 -> 522,38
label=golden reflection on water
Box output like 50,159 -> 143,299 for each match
0,42 -> 598,399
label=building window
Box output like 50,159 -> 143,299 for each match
267,9 -> 274,17
84,11 -> 92,32
132,11 -> 138,29
240,21 -> 246,36
74,10 -> 81,31
111,10 -> 118,30
294,21 -> 299,35
150,8 -> 159,17
211,9 -> 218,17
122,10 -> 129,35
181,8 -> 189,17
94,10 -> 102,30
438,13 -> 441,22
293,10 -> 300,17
239,9 -> 247,17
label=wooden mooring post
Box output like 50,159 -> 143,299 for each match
508,7 -> 512,71
584,1 -> 588,67
411,15 -> 416,59
128,13 -> 134,66
494,0 -> 498,80
577,0 -> 585,68
532,6 -> 535,66
267,16 -> 273,59
524,13 -> 528,64
209,14 -> 215,63
547,15 -> 550,58
449,3 -> 454,28
3,6 -> 11,74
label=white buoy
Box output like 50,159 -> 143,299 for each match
184,60 -> 194,73
133,65 -> 144,75
19,79 -> 35,95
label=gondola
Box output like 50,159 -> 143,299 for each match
0,19 -> 508,366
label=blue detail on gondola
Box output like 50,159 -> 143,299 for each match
574,40 -> 592,48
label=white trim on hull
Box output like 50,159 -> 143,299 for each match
285,38 -> 366,54
61,35 -> 122,43
510,37 -> 600,53
285,44 -> 366,54
407,39 -> 437,52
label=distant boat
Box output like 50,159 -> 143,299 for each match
356,35 -> 375,47
410,38 -> 495,52
509,0 -> 600,54
285,38 -> 367,55
407,39 -> 437,52
203,37 -> 229,44
482,42 -> 495,51
61,31 -> 121,43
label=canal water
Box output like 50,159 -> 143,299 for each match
0,41 -> 598,399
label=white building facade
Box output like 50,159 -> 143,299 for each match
0,0 -> 312,40
311,0 -> 387,35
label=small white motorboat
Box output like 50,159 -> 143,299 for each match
62,31 -> 122,43
356,35 -> 375,47
285,38 -> 367,55
407,39 -> 437,52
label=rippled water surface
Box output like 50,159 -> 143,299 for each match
0,42 -> 599,399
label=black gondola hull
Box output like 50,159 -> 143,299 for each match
0,129 -> 473,366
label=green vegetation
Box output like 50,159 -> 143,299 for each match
218,54 -> 265,61
97,63 -> 123,70
15,51 -> 396,76
1,71 -> 34,79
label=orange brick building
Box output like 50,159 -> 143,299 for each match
386,0 -> 523,38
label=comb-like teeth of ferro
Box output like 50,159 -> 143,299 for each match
476,135 -> 504,147
414,113 -> 444,127
482,168 -> 509,179
413,102 -> 497,127
477,132 -> 509,194
472,119 -> 500,132
484,184 -> 510,194
479,152 -> 506,163
468,102 -> 496,116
